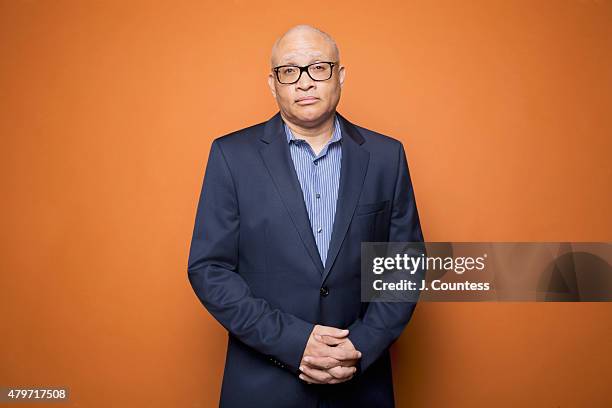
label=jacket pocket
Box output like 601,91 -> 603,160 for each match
355,200 -> 389,216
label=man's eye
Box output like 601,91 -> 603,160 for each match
282,68 -> 295,74
313,65 -> 325,70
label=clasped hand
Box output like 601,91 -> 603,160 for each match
298,325 -> 361,384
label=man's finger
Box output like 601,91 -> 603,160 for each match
303,355 -> 340,369
327,347 -> 362,361
300,372 -> 353,385
328,365 -> 357,380
315,334 -> 345,346
298,372 -> 324,384
314,325 -> 349,338
328,375 -> 353,384
299,364 -> 333,383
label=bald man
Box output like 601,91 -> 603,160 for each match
188,24 -> 423,408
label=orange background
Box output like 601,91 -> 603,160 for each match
1,1 -> 611,407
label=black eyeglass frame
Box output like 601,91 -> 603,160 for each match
272,61 -> 338,84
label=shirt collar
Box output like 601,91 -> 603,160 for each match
284,115 -> 343,144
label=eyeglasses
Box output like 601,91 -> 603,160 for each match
272,61 -> 337,84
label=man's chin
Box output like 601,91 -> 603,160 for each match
291,108 -> 330,125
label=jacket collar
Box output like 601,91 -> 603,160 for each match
260,111 -> 365,145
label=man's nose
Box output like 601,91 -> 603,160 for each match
296,70 -> 315,90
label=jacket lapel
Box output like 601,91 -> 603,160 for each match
259,112 -> 325,275
321,112 -> 369,283
258,111 -> 370,283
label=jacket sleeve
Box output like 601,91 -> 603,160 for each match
347,142 -> 424,374
187,140 -> 314,374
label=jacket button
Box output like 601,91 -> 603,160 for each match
320,286 -> 329,296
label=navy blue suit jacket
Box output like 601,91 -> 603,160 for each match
187,111 -> 424,407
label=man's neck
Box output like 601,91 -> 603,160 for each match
282,112 -> 336,153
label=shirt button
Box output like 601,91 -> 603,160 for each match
315,193 -> 321,199
320,286 -> 329,297
317,227 -> 322,233
313,161 -> 318,166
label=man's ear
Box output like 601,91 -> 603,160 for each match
338,65 -> 346,89
267,73 -> 277,98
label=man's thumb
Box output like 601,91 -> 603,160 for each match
317,326 -> 349,338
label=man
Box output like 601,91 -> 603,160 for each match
188,24 -> 423,408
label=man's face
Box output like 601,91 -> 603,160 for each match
268,30 -> 345,127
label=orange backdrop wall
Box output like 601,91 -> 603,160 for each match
1,1 -> 611,407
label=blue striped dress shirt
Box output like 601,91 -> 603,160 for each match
284,115 -> 342,268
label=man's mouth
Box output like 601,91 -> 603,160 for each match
295,96 -> 319,105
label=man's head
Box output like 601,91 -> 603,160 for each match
268,25 -> 345,128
